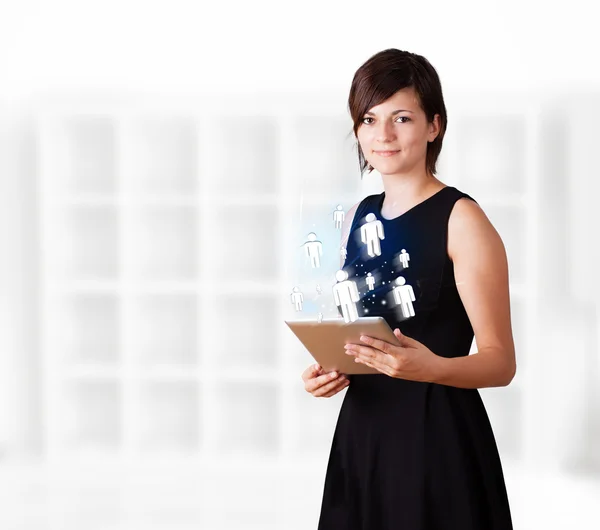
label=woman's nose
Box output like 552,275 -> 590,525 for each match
375,120 -> 396,142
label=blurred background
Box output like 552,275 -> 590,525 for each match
1,0 -> 600,528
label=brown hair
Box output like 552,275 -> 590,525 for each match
347,49 -> 447,176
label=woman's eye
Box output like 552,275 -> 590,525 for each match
361,116 -> 410,125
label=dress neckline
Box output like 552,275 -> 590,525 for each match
377,185 -> 453,222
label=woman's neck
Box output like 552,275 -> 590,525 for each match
380,172 -> 444,207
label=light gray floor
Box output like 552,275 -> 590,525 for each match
1,459 -> 599,529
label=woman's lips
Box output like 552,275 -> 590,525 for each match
374,150 -> 399,157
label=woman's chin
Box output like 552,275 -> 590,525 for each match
373,164 -> 403,176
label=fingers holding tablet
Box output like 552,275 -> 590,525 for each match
302,364 -> 349,398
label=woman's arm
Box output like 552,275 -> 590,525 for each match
432,198 -> 517,389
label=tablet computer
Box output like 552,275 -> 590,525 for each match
284,316 -> 401,375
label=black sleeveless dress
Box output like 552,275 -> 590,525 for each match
317,186 -> 513,530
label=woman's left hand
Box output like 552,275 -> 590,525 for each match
344,328 -> 441,383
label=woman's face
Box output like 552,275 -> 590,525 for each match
356,87 -> 440,176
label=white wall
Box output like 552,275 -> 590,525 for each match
1,0 -> 599,100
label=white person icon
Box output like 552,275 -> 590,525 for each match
303,232 -> 323,268
333,204 -> 345,229
290,286 -> 304,311
366,272 -> 376,291
332,269 -> 360,323
392,276 -> 416,318
398,249 -> 410,269
360,213 -> 385,258
340,246 -> 347,261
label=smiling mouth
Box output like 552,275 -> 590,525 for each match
374,150 -> 400,156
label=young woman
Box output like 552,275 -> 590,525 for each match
301,49 -> 516,529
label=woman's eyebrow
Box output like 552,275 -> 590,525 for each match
365,109 -> 414,116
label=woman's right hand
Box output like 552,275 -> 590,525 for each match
302,363 -> 350,398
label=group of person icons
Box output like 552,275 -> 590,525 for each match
294,225 -> 415,323
292,206 -> 419,323
302,204 -> 347,269
291,266 -> 416,323
303,206 -> 388,269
